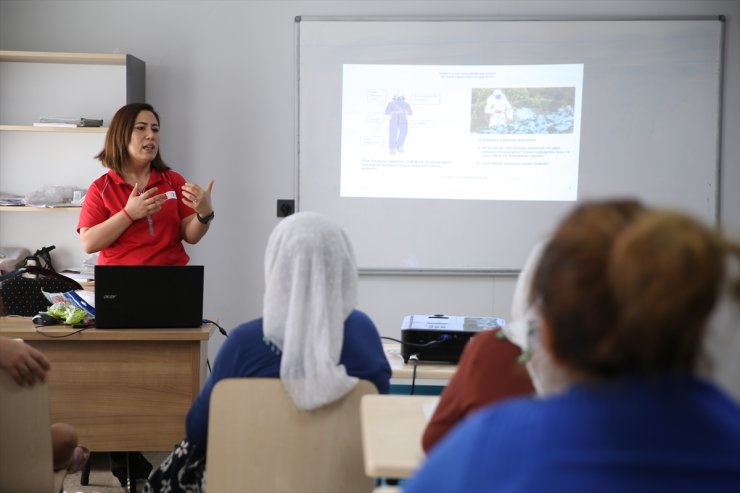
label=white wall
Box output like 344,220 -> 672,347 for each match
1,0 -> 738,396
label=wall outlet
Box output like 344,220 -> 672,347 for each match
277,199 -> 295,217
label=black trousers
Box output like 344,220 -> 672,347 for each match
110,452 -> 153,487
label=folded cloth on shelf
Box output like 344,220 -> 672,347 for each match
0,247 -> 30,275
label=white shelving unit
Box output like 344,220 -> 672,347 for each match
0,50 -> 145,269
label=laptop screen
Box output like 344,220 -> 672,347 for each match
94,265 -> 204,328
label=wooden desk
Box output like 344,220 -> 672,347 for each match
0,316 -> 212,452
360,393 -> 438,479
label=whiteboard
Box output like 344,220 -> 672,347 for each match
296,17 -> 724,272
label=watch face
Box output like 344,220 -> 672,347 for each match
198,211 -> 214,224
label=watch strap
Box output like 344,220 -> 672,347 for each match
197,211 -> 215,224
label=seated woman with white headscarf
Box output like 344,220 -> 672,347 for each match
145,211 -> 392,493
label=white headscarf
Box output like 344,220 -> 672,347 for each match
262,211 -> 359,410
503,240 -> 570,396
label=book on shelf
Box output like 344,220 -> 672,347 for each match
33,122 -> 79,128
0,199 -> 25,206
0,192 -> 25,206
36,117 -> 104,127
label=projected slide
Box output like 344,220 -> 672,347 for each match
340,64 -> 583,201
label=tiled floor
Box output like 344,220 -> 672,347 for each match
63,452 -> 168,493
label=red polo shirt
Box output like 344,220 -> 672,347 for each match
77,168 -> 195,265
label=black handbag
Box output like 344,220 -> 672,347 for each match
22,245 -> 57,271
0,265 -> 83,316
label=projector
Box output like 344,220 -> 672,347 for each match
400,314 -> 506,364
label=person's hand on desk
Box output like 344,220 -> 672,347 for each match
0,337 -> 50,386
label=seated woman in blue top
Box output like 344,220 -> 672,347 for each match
404,200 -> 740,493
146,211 -> 392,493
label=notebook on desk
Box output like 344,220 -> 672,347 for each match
94,265 -> 204,328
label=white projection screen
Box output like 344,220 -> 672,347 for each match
296,17 -> 724,272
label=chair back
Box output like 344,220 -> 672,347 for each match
206,378 -> 377,493
0,370 -> 62,493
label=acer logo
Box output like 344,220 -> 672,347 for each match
103,294 -> 117,299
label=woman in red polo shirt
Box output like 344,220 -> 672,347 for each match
78,102 -> 215,266
76,102 -> 215,489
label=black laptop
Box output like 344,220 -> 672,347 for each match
94,265 -> 204,328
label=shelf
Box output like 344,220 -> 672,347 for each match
0,206 -> 82,212
0,50 -> 129,65
0,49 -> 145,105
0,125 -> 107,133
0,49 -> 144,272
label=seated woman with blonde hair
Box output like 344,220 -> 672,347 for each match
405,200 -> 740,492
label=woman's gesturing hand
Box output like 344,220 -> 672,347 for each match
182,180 -> 215,217
123,184 -> 167,221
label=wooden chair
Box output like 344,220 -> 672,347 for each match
206,378 -> 378,493
0,370 -> 67,493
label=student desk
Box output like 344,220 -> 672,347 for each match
360,393 -> 438,480
384,343 -> 457,390
0,316 -> 211,451
363,346 -> 456,480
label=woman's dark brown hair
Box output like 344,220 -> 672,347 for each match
530,199 -> 646,378
607,210 -> 731,375
532,200 -> 739,379
95,102 -> 170,174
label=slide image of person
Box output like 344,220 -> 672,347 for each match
484,89 -> 514,128
472,87 -> 576,135
385,91 -> 412,155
